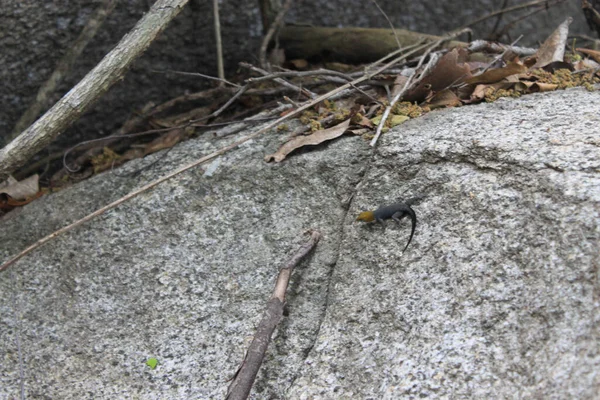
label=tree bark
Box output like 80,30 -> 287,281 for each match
0,0 -> 190,181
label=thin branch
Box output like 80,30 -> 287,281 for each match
226,230 -> 321,400
246,68 -> 353,83
455,0 -> 565,32
240,62 -> 318,99
370,0 -> 402,50
0,0 -> 191,182
488,0 -> 510,38
149,68 -> 240,87
213,0 -> 225,81
9,0 -> 117,140
364,40 -> 426,73
0,40 -> 430,273
259,0 -> 294,70
467,40 -> 537,56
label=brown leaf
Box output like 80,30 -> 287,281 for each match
542,61 -> 574,73
391,74 -> 410,99
574,57 -> 600,71
289,59 -> 308,70
427,89 -> 462,109
514,81 -> 558,93
465,61 -> 527,85
404,48 -> 472,102
352,113 -> 374,129
0,174 -> 39,200
0,192 -> 43,210
532,17 -> 572,68
143,128 -> 185,156
265,119 -> 351,163
576,48 -> 600,64
467,82 -> 514,103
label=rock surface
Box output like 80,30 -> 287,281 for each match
1,88 -> 599,398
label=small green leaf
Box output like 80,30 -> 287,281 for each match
146,358 -> 158,369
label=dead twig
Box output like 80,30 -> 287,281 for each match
456,0 -> 565,32
370,0 -> 402,50
246,68 -> 352,83
148,69 -> 240,87
9,0 -> 117,140
0,0 -> 191,182
240,62 -> 317,99
225,230 -> 321,400
467,40 -> 536,56
213,0 -> 225,81
259,0 -> 294,70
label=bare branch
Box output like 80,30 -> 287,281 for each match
226,231 -> 321,400
9,0 -> 118,140
213,0 -> 225,81
240,62 -> 318,99
0,0 -> 191,181
259,0 -> 294,70
455,0 -> 565,32
370,0 -> 402,50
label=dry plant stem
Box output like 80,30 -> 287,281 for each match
370,29 -> 469,147
259,0 -> 294,70
241,62 -> 317,99
480,35 -> 524,74
467,40 -> 536,56
149,69 -> 239,87
0,42 -> 427,273
0,0 -> 190,182
213,0 -> 225,81
370,0 -> 402,50
363,40 -> 425,72
10,0 -> 117,140
456,0 -> 564,31
247,68 -> 352,83
226,230 -> 321,400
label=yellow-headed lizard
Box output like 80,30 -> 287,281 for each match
356,197 -> 423,252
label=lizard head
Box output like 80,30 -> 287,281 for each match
356,211 -> 375,222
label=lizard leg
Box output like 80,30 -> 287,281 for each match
392,212 -> 406,224
376,218 -> 386,228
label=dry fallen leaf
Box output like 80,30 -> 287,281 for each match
514,81 -> 558,93
265,119 -> 351,163
465,61 -> 528,85
289,59 -> 309,70
404,48 -> 472,102
532,17 -> 572,68
143,128 -> 185,156
576,48 -> 600,64
467,82 -> 514,103
0,174 -> 39,200
427,89 -> 462,109
391,74 -> 410,99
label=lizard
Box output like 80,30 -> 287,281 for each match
356,196 -> 423,253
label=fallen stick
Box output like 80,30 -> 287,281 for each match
9,0 -> 117,140
226,230 -> 321,400
0,0 -> 190,181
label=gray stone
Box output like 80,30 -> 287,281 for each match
1,87 -> 599,398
